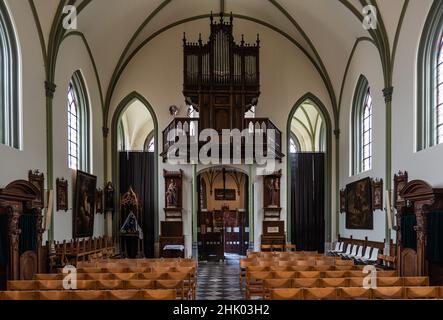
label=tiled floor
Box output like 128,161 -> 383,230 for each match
196,255 -> 245,300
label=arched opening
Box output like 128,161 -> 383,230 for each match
111,92 -> 158,258
287,93 -> 332,253
196,166 -> 249,261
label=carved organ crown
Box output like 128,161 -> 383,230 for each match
183,13 -> 260,132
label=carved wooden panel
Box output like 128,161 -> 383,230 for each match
28,170 -> 44,207
20,251 -> 38,280
401,248 -> 417,277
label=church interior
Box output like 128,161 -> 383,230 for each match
1,0 -> 443,302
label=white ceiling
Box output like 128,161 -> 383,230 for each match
33,0 -> 407,108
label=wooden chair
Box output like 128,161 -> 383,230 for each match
378,277 -> 403,287
347,270 -> 365,278
113,273 -> 139,281
259,260 -> 275,268
378,270 -> 398,277
334,265 -> 354,271
86,273 -> 114,280
39,291 -> 71,300
273,271 -> 296,279
303,287 -> 337,300
348,278 -> 366,287
403,277 -> 430,286
324,271 -> 347,278
76,280 -> 97,290
126,280 -> 156,290
285,244 -> 296,252
292,278 -> 319,288
106,290 -> 142,300
315,265 -> 334,272
37,280 -> 64,290
34,274 -> 62,281
339,287 -> 372,300
156,280 -> 185,300
277,260 -> 293,268
140,272 -> 167,280
78,267 -> 102,274
247,266 -> 269,272
70,290 -> 105,300
1,291 -> 37,300
104,267 -> 128,274
270,266 -> 290,272
263,279 -> 292,299
143,289 -> 176,300
298,271 -> 321,278
246,272 -> 273,299
269,288 -> 302,300
405,287 -> 439,299
296,260 -> 315,267
372,287 -> 405,300
8,280 -> 36,291
272,244 -> 284,252
319,278 -> 348,288
128,267 -> 149,273
335,259 -> 354,266
290,266 -> 312,272
96,280 -> 124,290
261,244 -> 272,252
167,272 -> 193,300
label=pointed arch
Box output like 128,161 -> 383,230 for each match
0,1 -> 21,149
286,92 -> 333,244
111,91 -> 159,242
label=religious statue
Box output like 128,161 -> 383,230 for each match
166,179 -> 178,207
267,178 -> 279,207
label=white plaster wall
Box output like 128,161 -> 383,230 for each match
53,35 -> 105,241
108,18 -> 335,254
338,40 -> 386,242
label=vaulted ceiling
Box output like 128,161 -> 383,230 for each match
30,0 -> 409,124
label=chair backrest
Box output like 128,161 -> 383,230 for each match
71,290 -> 105,300
143,289 -> 177,300
355,246 -> 364,258
372,287 -> 404,299
106,290 -> 142,300
263,279 -> 292,289
333,242 -> 340,251
97,280 -> 124,290
126,280 -> 156,290
324,271 -> 347,278
290,266 -> 312,272
338,242 -> 344,251
270,288 -> 302,300
403,277 -> 429,286
1,291 -> 37,300
405,287 -> 439,299
8,280 -> 36,291
339,287 -> 372,300
298,271 -> 321,278
39,291 -> 71,300
319,278 -> 348,288
37,280 -> 64,290
369,248 -> 379,261
378,277 -> 403,287
349,245 -> 358,256
362,247 -> 372,259
303,287 -> 337,300
274,271 -> 297,279
292,278 -> 319,288
113,273 -> 139,281
335,259 -> 354,266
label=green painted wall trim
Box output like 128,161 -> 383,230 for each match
286,93 -> 333,244
110,91 -> 159,242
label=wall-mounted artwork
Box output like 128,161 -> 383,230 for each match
214,189 -> 236,201
346,177 -> 373,230
104,181 -> 115,212
394,171 -> 408,207
73,171 -> 97,238
340,189 -> 346,213
372,179 -> 383,210
56,178 -> 68,212
28,170 -> 45,207
96,188 -> 103,214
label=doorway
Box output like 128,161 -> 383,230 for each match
197,167 -> 249,261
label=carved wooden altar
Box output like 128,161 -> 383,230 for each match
396,179 -> 443,284
0,180 -> 44,289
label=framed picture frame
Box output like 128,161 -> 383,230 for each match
104,181 -> 115,212
73,170 -> 97,238
56,178 -> 68,212
372,179 -> 384,210
214,189 -> 236,201
340,189 -> 346,213
96,188 -> 103,214
345,177 -> 373,230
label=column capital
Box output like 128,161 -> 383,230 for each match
383,86 -> 394,103
45,81 -> 57,98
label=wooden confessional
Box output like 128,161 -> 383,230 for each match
396,178 -> 443,285
0,180 -> 44,289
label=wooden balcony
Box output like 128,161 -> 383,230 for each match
160,117 -> 284,163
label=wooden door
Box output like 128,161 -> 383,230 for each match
224,210 -> 242,254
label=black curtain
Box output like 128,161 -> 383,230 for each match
427,212 -> 443,262
291,152 -> 325,253
19,214 -> 37,255
119,151 -> 155,258
401,214 -> 417,250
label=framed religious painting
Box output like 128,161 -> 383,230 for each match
73,170 -> 97,238
345,177 -> 373,230
372,179 -> 383,210
56,178 -> 68,212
